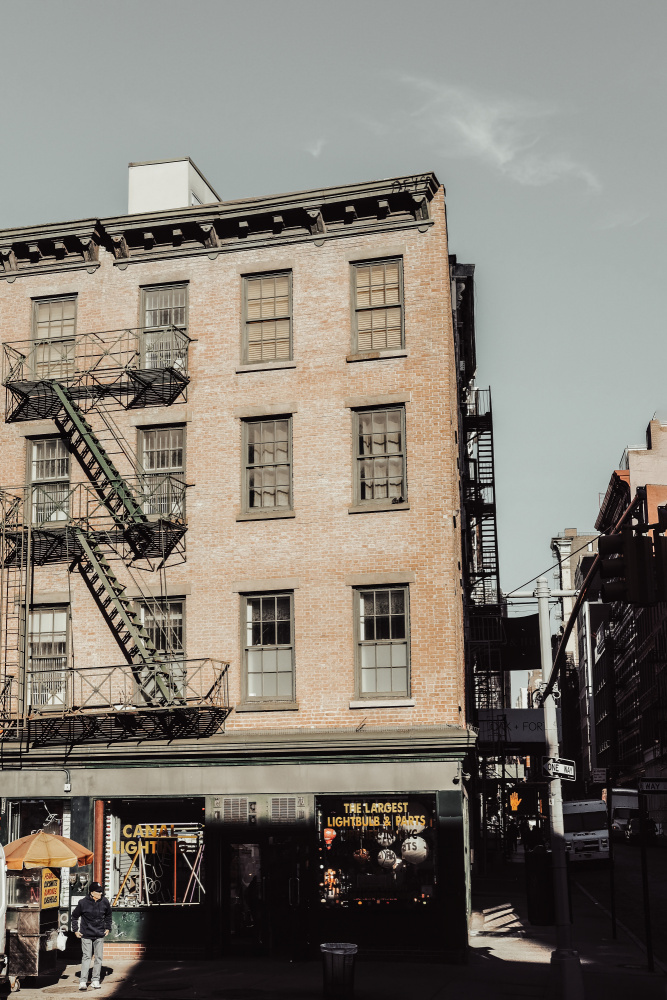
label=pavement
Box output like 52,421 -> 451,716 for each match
6,855 -> 666,999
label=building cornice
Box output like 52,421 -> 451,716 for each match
0,173 -> 441,280
0,218 -> 103,283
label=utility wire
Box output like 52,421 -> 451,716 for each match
503,535 -> 603,599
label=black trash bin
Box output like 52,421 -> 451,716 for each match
524,847 -> 555,925
320,942 -> 357,998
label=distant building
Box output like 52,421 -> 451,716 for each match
595,419 -> 667,823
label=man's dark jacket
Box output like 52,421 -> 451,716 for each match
71,894 -> 112,939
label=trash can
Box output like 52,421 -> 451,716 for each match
524,847 -> 555,925
320,942 -> 358,998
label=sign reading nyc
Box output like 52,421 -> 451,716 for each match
543,757 -> 576,781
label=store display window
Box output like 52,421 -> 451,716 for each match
105,800 -> 205,907
316,794 -> 437,909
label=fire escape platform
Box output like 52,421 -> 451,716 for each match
0,658 -> 231,747
2,325 -> 190,422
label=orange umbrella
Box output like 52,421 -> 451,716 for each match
3,831 -> 94,870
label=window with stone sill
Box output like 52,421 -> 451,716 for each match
243,272 -> 292,364
243,417 -> 292,512
354,406 -> 406,504
352,259 -> 403,353
243,592 -> 294,702
355,586 -> 410,698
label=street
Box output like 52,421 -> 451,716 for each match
572,840 -> 667,967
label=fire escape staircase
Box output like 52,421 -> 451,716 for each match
51,382 -> 154,557
74,529 -> 174,705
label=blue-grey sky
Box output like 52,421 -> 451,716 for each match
2,0 -> 665,594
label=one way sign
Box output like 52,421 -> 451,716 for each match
543,757 -> 576,781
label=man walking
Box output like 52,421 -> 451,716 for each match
72,881 -> 112,991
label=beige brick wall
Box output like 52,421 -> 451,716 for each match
0,185 -> 466,732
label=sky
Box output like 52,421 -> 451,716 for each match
1,0 -> 666,598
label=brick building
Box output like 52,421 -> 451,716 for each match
593,420 -> 667,825
0,159 -> 477,961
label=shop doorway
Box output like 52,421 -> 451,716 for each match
225,835 -> 309,959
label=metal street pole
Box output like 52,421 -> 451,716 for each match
535,577 -> 584,1000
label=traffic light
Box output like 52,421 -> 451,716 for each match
599,528 -> 656,605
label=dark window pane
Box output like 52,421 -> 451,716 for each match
276,597 -> 290,620
375,591 -> 390,615
262,599 -> 275,622
391,591 -> 404,614
375,617 -> 390,640
261,621 -> 275,645
277,620 -> 290,645
391,616 -> 406,639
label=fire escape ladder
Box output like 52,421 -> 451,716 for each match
51,382 -> 147,531
73,528 -> 174,705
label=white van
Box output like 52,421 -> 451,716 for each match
608,788 -> 639,837
562,799 -> 610,862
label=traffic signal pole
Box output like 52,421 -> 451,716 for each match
512,578 -> 584,1000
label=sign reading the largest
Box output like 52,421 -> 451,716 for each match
316,795 -> 437,910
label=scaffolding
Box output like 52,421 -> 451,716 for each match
0,325 -> 231,750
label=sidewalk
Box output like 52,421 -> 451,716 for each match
9,858 -> 667,999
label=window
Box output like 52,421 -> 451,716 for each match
244,418 -> 292,510
139,600 -> 185,702
352,259 -> 403,352
355,586 -> 409,697
140,600 -> 185,657
243,272 -> 292,363
28,607 -> 68,709
141,284 -> 188,369
32,296 -> 76,378
243,592 -> 294,702
355,407 -> 406,503
30,437 -> 70,524
140,426 -> 185,517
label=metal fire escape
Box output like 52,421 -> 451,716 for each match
0,327 -> 230,751
451,260 -> 504,715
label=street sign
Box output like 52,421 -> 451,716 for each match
543,757 -> 576,781
591,768 -> 607,784
639,778 -> 667,794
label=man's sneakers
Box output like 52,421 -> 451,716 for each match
79,984 -> 87,992
91,981 -> 101,990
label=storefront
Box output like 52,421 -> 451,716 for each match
0,731 -> 474,962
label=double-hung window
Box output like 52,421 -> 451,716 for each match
352,259 -> 403,352
243,592 -> 294,703
28,607 -> 68,710
139,599 -> 185,701
141,283 -> 188,369
140,426 -> 185,518
355,586 -> 409,697
244,417 -> 292,511
243,272 -> 292,363
30,437 -> 70,525
32,296 -> 76,379
355,406 -> 406,503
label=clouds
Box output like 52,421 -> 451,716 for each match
405,77 -> 600,192
304,138 -> 327,159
